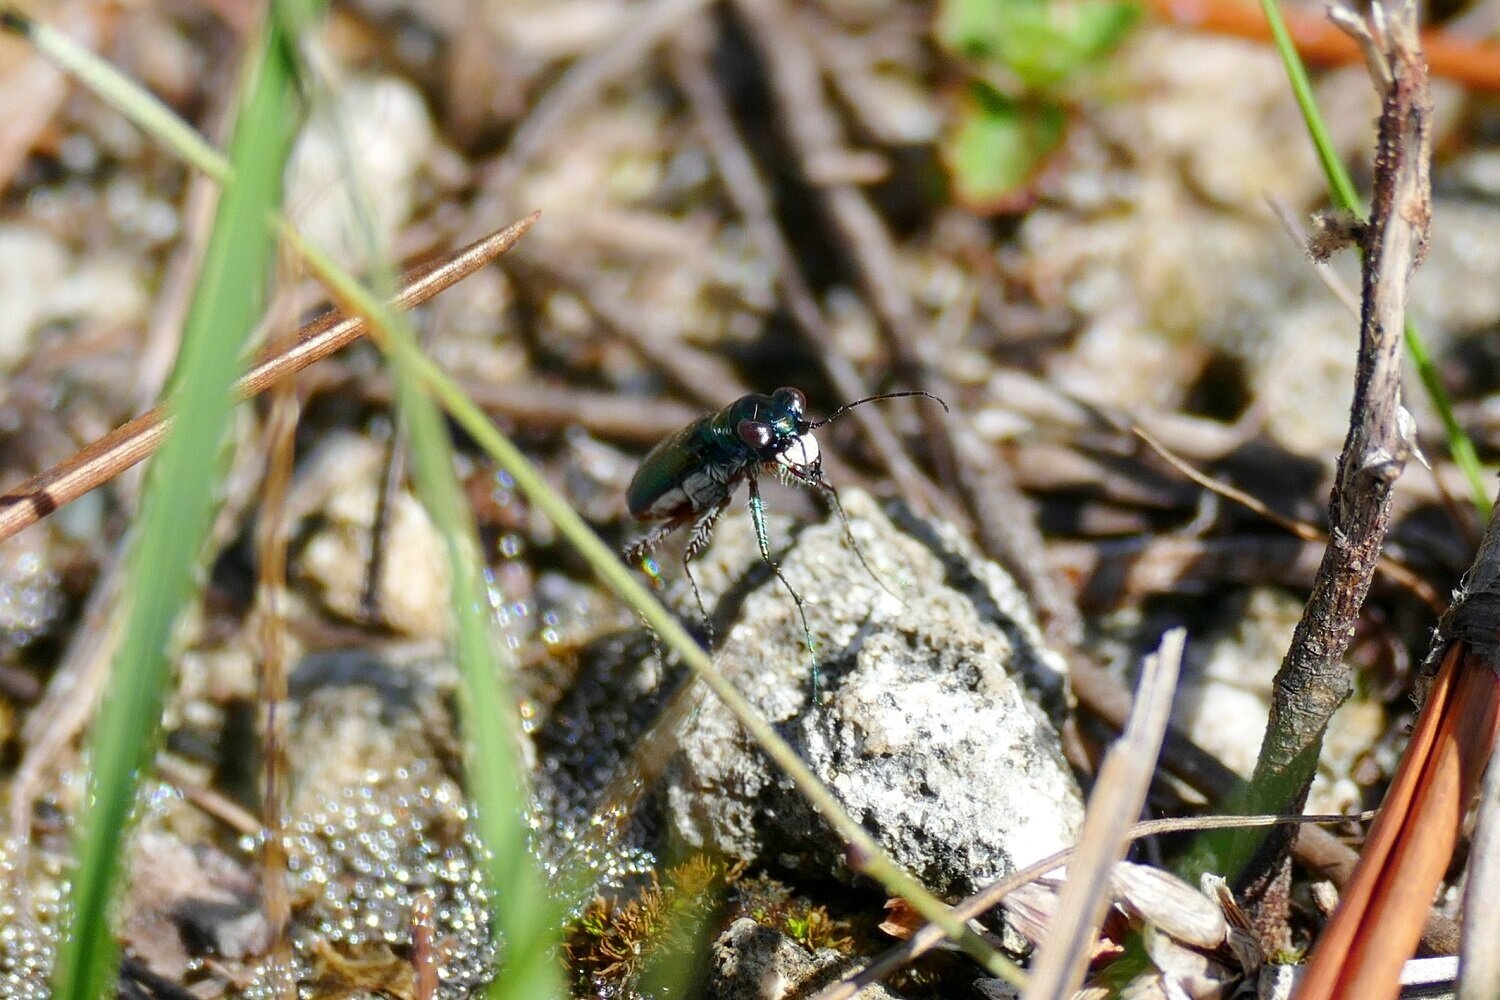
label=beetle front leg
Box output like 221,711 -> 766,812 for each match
747,472 -> 822,702
796,471 -> 898,601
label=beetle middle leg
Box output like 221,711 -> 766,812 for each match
746,472 -> 821,702
681,497 -> 729,652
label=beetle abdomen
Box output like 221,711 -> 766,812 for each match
627,422 -> 740,520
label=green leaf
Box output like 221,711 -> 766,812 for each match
937,0 -> 1141,89
1068,0 -> 1142,57
935,0 -> 1011,59
998,0 -> 1141,88
942,83 -> 1067,211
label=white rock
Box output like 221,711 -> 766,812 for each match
284,76 -> 434,270
0,226 -> 68,370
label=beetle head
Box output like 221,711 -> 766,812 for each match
733,386 -> 813,463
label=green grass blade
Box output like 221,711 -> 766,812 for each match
1257,0 -> 1490,515
395,361 -> 567,1000
278,42 -> 567,993
4,9 -> 228,183
49,10 -> 304,1000
1256,0 -> 1360,213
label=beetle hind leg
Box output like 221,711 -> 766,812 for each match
622,522 -> 677,567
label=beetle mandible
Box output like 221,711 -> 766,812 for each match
623,386 -> 948,697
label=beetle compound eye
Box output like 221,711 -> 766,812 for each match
737,419 -> 774,452
773,386 -> 806,417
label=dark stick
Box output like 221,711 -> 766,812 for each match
361,420 -> 407,625
1232,0 -> 1432,919
729,0 -> 1081,644
669,26 -> 960,523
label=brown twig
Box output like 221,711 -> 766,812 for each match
1234,0 -> 1431,910
254,378 -> 299,1000
411,892 -> 440,1000
1297,641 -> 1498,998
0,215 -> 537,544
1026,630 -> 1185,1000
1265,195 -> 1362,320
154,755 -> 262,837
346,370 -> 703,444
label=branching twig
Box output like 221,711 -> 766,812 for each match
1236,0 -> 1431,913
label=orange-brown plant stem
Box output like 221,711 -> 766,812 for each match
254,381 -> 299,1000
0,214 -> 537,543
412,893 -> 439,1000
1145,0 -> 1500,92
1296,643 -> 1500,999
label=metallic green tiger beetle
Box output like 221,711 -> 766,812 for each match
623,386 -> 948,699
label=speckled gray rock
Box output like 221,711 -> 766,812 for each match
708,917 -> 902,1000
663,490 -> 1083,899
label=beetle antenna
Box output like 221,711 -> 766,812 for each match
805,390 -> 949,429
